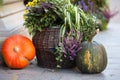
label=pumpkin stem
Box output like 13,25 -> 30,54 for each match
88,29 -> 99,42
14,47 -> 19,53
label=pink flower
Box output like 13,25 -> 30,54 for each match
103,6 -> 119,20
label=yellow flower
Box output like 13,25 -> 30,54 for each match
26,0 -> 40,7
26,2 -> 34,7
33,0 -> 38,3
23,10 -> 29,20
23,15 -> 26,20
24,10 -> 29,14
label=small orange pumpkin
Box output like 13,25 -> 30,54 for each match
2,34 -> 35,69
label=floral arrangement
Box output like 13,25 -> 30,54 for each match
24,0 -> 97,68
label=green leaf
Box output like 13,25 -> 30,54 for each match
57,65 -> 61,68
56,57 -> 59,61
60,59 -> 63,62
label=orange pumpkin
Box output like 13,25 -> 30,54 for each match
2,34 -> 35,69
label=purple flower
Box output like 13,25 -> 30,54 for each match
63,30 -> 82,60
77,0 -> 97,14
103,6 -> 119,20
82,3 -> 88,11
78,0 -> 89,12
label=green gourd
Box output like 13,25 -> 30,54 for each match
76,41 -> 107,73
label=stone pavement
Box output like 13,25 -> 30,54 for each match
0,0 -> 120,80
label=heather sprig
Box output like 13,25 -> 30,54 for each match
56,30 -> 82,68
103,6 -> 119,21
63,30 -> 82,60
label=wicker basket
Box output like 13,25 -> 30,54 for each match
32,28 -> 75,69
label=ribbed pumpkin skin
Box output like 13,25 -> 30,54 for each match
2,34 -> 35,69
76,41 -> 107,74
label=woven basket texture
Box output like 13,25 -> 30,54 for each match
32,28 -> 75,68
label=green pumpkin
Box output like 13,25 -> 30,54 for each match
76,41 -> 107,74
